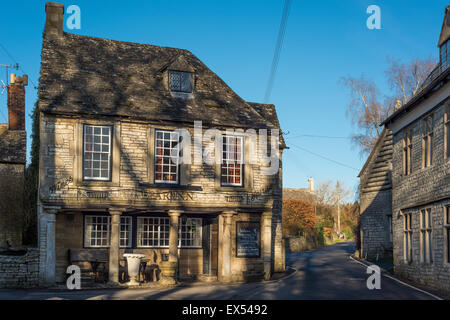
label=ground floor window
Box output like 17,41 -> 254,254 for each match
179,217 -> 202,248
84,214 -> 202,249
85,216 -> 110,247
137,217 -> 170,247
403,212 -> 412,263
445,206 -> 450,264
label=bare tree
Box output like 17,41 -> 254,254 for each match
340,75 -> 390,155
385,57 -> 436,105
342,57 -> 436,155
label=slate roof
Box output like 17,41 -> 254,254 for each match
38,32 -> 281,131
0,124 -> 26,164
247,102 -> 287,148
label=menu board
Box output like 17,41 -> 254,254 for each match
236,222 -> 260,257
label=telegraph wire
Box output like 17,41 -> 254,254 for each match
288,142 -> 359,171
0,42 -> 38,89
264,0 -> 292,103
286,134 -> 352,140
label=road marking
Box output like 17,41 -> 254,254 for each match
349,255 -> 443,300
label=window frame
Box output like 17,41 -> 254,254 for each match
441,39 -> 449,71
420,208 -> 433,264
445,105 -> 450,160
120,216 -> 133,248
82,124 -> 113,182
154,129 -> 180,185
178,217 -> 203,248
445,205 -> 450,264
403,128 -> 413,175
421,114 -> 433,168
387,214 -> 393,243
137,216 -> 170,248
168,70 -> 193,93
403,212 -> 413,263
84,215 -> 111,248
83,214 -> 132,248
221,135 -> 245,187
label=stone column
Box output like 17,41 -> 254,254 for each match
261,211 -> 273,280
221,211 -> 235,282
162,209 -> 182,284
43,207 -> 59,285
108,208 -> 124,283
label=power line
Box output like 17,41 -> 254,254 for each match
288,142 -> 359,171
0,42 -> 37,89
264,0 -> 292,103
286,134 -> 352,140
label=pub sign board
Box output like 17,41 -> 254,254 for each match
236,221 -> 261,258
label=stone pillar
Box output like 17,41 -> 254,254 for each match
261,211 -> 273,280
161,210 -> 182,284
221,211 -> 234,282
108,208 -> 124,283
41,207 -> 59,285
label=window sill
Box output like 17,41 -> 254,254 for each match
138,183 -> 202,191
79,181 -> 119,188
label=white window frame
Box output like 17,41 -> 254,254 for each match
120,216 -> 132,248
155,130 -> 180,184
179,217 -> 202,248
84,215 -> 111,248
83,125 -> 112,181
221,135 -> 244,186
137,217 -> 170,248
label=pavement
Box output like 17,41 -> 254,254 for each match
0,242 -> 442,300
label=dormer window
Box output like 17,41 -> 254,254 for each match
441,39 -> 449,70
169,70 -> 193,93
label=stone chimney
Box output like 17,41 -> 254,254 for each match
308,177 -> 314,192
7,74 -> 28,131
45,2 -> 64,40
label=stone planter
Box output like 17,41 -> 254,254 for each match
123,253 -> 145,286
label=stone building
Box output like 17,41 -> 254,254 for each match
358,129 -> 393,260
381,6 -> 450,293
0,74 -> 27,248
37,3 -> 286,285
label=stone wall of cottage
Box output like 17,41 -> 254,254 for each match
391,99 -> 450,293
0,163 -> 24,248
0,248 -> 40,288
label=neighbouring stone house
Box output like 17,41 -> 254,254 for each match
283,178 -> 316,204
37,2 -> 286,286
381,6 -> 450,293
0,74 -> 27,248
358,129 -> 393,260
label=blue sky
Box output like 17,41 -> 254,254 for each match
0,0 -> 447,199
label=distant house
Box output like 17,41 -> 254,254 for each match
283,178 -> 316,204
0,74 -> 27,248
358,129 -> 393,260
37,3 -> 286,286
380,6 -> 450,293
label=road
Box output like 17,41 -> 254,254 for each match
0,242 -> 439,300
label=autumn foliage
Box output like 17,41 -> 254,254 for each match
282,200 -> 317,236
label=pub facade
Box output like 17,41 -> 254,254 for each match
37,3 -> 286,285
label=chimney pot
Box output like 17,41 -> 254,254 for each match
45,2 -> 65,40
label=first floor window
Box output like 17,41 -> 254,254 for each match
445,106 -> 450,159
137,217 -> 170,247
155,130 -> 180,184
179,217 -> 202,248
387,215 -> 393,242
83,125 -> 112,181
422,115 -> 433,168
403,128 -> 413,175
420,209 -> 433,264
85,216 -> 110,247
403,212 -> 413,263
221,135 -> 244,186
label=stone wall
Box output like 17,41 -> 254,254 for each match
0,248 -> 40,288
283,235 -> 322,253
391,99 -> 450,293
0,163 -> 24,247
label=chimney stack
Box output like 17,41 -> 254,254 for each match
7,74 -> 27,131
308,177 -> 314,192
45,2 -> 64,40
